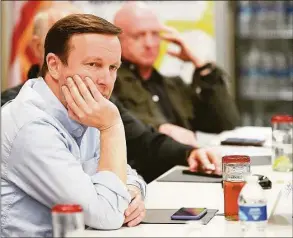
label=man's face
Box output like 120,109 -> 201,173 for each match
58,33 -> 121,101
119,14 -> 161,67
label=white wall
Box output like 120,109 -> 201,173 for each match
1,1 -> 14,91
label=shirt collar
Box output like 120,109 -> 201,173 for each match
29,78 -> 87,139
121,58 -> 138,74
121,58 -> 163,83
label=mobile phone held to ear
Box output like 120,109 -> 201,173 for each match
220,138 -> 265,147
171,207 -> 207,220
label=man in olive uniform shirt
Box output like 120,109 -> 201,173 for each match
113,2 -> 240,147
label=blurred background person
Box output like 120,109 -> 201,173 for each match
1,1 -> 80,106
112,1 -> 240,148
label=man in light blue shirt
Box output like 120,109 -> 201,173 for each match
1,13 -> 146,237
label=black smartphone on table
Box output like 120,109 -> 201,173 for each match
171,207 -> 208,220
182,170 -> 222,178
220,138 -> 265,146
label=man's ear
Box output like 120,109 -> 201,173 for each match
30,35 -> 43,63
46,53 -> 62,80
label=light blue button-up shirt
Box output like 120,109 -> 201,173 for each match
1,78 -> 146,237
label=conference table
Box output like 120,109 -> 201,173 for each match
68,127 -> 292,237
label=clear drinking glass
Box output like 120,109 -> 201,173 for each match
222,155 -> 251,221
52,204 -> 85,237
271,115 -> 293,172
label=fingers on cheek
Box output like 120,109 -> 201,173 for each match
62,88 -> 76,109
62,86 -> 70,98
64,94 -> 74,108
68,106 -> 79,121
68,111 -> 76,121
68,106 -> 73,116
68,106 -> 74,115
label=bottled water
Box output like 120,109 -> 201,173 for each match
255,1 -> 285,33
266,1 -> 278,31
238,175 -> 267,237
285,1 -> 293,31
289,1 -> 293,32
238,1 -> 252,36
242,45 -> 260,98
289,54 -> 293,99
255,1 -> 267,33
259,49 -> 274,98
275,1 -> 286,31
274,51 -> 289,98
289,53 -> 293,85
239,51 -> 249,98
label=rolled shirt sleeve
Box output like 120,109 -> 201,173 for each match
7,120 -> 131,230
126,165 -> 147,199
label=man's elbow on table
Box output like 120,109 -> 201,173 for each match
85,196 -> 129,230
92,211 -> 125,230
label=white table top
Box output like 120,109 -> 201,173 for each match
196,126 -> 273,157
68,127 -> 292,237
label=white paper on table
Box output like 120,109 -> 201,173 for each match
197,127 -> 272,148
218,127 -> 272,146
206,145 -> 272,157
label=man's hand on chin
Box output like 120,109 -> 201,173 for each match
62,74 -> 121,130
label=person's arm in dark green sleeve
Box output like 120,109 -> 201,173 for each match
158,26 -> 239,133
190,64 -> 240,133
111,96 -> 193,183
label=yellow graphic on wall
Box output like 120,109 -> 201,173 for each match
154,1 -> 215,70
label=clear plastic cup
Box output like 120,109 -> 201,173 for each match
271,115 -> 293,172
222,155 -> 251,221
52,204 -> 84,237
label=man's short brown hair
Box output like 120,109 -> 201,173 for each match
40,14 -> 122,77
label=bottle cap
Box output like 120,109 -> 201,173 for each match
52,204 -> 83,214
271,115 -> 293,123
222,155 -> 250,164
